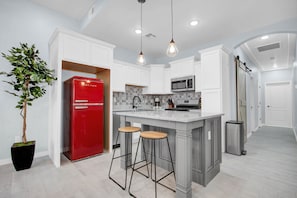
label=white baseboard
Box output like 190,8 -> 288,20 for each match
253,126 -> 259,132
247,132 -> 252,139
0,151 -> 48,166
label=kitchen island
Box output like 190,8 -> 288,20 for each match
116,110 -> 223,198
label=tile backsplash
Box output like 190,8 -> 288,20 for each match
113,85 -> 200,109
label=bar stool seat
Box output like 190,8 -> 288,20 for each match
108,126 -> 141,190
140,131 -> 168,139
118,126 -> 141,133
129,131 -> 176,198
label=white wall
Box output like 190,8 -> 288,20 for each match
293,65 -> 297,140
0,0 -> 79,163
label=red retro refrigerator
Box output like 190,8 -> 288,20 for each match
63,76 -> 104,161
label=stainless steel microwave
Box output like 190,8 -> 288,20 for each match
171,75 -> 195,92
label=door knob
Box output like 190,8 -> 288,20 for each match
267,105 -> 270,108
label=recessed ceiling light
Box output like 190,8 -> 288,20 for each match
261,35 -> 269,40
273,63 -> 277,68
135,29 -> 142,34
190,20 -> 198,26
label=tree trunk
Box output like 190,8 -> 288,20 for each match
22,81 -> 29,143
22,100 -> 27,143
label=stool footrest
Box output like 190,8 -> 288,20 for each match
112,152 -> 132,160
132,160 -> 150,178
152,170 -> 175,192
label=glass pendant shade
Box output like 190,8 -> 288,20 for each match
137,51 -> 146,65
166,39 -> 178,57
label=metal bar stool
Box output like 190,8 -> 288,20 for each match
108,126 -> 149,190
129,131 -> 176,198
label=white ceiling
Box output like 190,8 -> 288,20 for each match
31,0 -> 96,19
239,33 -> 296,71
31,0 -> 297,68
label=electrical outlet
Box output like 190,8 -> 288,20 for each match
208,131 -> 211,140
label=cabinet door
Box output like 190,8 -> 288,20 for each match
170,57 -> 195,78
194,61 -> 202,92
124,65 -> 138,85
201,51 -> 221,90
63,35 -> 89,64
149,66 -> 164,94
90,44 -> 112,68
138,68 -> 149,87
163,68 -> 172,93
112,63 -> 125,92
201,90 -> 222,113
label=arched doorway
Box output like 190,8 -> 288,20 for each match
234,32 -> 297,137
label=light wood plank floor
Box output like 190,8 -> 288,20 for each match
0,126 -> 296,198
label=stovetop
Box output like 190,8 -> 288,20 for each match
165,99 -> 200,112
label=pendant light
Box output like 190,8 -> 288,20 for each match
137,0 -> 146,65
166,0 -> 178,57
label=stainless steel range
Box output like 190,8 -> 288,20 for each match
165,99 -> 200,111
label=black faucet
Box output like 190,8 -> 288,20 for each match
132,96 -> 141,109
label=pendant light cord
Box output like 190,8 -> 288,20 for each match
171,0 -> 173,40
140,2 -> 143,52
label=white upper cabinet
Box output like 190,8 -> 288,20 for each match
194,61 -> 202,92
112,62 -> 125,92
51,28 -> 115,69
143,64 -> 170,94
169,56 -> 195,79
200,50 -> 221,90
199,45 -> 230,114
112,60 -> 149,92
63,35 -> 90,64
90,43 -> 114,68
164,68 -> 172,94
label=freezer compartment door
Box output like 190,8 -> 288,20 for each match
73,78 -> 104,103
70,105 -> 104,160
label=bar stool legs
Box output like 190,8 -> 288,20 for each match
109,126 -> 149,192
129,131 -> 176,198
108,131 -> 128,190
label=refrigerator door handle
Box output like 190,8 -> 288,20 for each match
75,99 -> 89,103
75,106 -> 88,110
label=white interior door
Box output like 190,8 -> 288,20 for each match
265,82 -> 292,127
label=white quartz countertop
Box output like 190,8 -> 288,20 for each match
115,110 -> 223,123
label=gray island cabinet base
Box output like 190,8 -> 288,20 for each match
117,111 -> 222,198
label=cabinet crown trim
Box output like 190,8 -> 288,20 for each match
49,28 -> 116,49
199,45 -> 232,55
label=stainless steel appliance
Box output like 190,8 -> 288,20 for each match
225,120 -> 246,156
171,75 -> 195,92
165,99 -> 200,111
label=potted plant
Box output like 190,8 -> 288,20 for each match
1,43 -> 57,171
